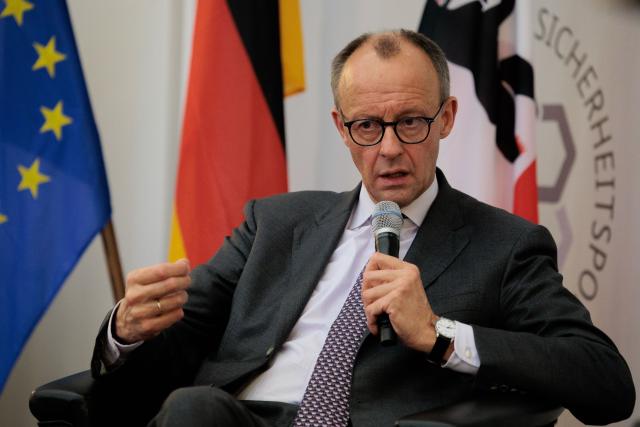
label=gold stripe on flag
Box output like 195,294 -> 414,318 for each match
168,205 -> 187,262
279,0 -> 305,96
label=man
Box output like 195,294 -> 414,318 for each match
92,30 -> 635,426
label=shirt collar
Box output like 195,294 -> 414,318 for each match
402,178 -> 438,227
347,178 -> 439,230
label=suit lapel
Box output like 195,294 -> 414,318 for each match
405,170 -> 471,290
272,171 -> 469,346
273,186 -> 360,345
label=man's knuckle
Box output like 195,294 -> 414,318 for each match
163,276 -> 176,290
127,309 -> 142,324
365,305 -> 376,317
179,291 -> 189,305
140,318 -> 155,333
156,280 -> 170,296
125,270 -> 138,286
125,293 -> 139,306
157,264 -> 170,278
397,285 -> 410,296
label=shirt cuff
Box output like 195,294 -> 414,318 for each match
442,321 -> 480,375
104,300 -> 143,366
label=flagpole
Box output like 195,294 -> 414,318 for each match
100,220 -> 125,302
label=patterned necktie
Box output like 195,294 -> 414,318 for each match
293,269 -> 368,427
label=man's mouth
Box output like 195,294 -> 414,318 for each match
378,170 -> 410,186
380,170 -> 408,179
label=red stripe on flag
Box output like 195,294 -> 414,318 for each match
513,161 -> 539,224
175,0 -> 287,264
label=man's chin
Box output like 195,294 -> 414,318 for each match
369,189 -> 414,208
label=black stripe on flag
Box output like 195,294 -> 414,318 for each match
226,0 -> 286,147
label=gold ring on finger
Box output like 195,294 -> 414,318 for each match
155,299 -> 162,316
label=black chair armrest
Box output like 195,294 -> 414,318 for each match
29,370 -> 94,427
395,392 -> 564,427
31,372 -> 564,427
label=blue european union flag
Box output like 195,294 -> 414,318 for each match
0,0 -> 111,392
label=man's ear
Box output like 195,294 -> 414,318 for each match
439,96 -> 458,139
331,107 -> 350,147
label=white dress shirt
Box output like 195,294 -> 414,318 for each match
106,180 -> 481,403
238,180 -> 479,402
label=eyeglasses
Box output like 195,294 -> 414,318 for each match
342,101 -> 446,147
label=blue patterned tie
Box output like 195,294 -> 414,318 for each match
293,269 -> 368,426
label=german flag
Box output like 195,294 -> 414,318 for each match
169,0 -> 304,264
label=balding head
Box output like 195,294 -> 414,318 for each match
331,30 -> 450,109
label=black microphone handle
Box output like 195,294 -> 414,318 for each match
375,231 -> 400,257
375,231 -> 399,346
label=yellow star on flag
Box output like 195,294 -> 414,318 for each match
0,213 -> 7,224
40,100 -> 72,141
0,0 -> 33,26
33,36 -> 66,78
18,158 -> 51,199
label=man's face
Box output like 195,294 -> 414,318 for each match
332,41 -> 457,207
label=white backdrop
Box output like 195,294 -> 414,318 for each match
1,1 -> 638,426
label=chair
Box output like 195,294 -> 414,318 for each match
29,370 -> 563,427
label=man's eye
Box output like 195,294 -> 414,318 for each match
401,117 -> 417,127
354,120 -> 377,131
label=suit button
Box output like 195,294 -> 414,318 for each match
265,346 -> 274,358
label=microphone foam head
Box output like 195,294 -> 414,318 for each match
372,201 -> 403,236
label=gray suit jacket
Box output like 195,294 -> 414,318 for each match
92,169 -> 634,426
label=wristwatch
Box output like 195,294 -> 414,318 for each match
427,317 -> 456,365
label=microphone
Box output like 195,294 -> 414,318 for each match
371,201 -> 403,346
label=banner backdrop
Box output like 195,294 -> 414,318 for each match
285,1 -> 640,425
532,3 -> 640,423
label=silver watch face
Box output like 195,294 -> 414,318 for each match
435,317 -> 456,339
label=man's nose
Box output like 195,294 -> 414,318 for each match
378,126 -> 404,158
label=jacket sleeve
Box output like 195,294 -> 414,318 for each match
472,224 -> 635,424
89,200 -> 260,411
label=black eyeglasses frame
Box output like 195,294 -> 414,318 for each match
341,100 -> 447,147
